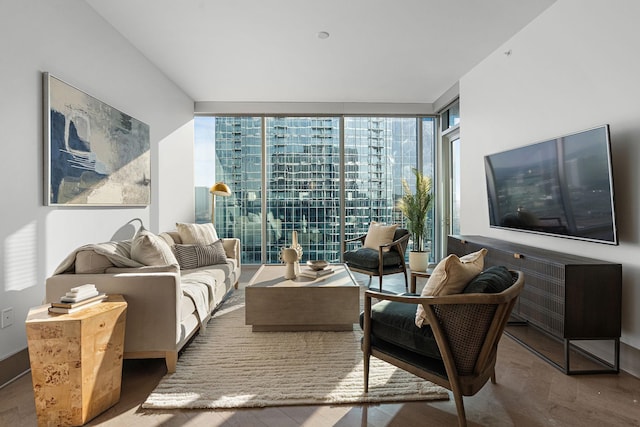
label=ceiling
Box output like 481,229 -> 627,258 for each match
86,0 -> 555,104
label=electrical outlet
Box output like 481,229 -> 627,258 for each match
1,308 -> 13,328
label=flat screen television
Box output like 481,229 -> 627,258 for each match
484,124 -> 618,245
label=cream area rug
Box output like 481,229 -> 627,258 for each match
142,289 -> 449,409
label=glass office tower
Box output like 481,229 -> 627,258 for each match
195,116 -> 433,264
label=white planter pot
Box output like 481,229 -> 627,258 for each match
409,251 -> 430,272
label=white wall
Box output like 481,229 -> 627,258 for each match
0,0 -> 194,362
460,0 -> 640,356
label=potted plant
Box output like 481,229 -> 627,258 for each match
397,168 -> 433,272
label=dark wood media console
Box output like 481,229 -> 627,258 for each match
448,235 -> 622,374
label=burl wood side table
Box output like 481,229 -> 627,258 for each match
25,294 -> 127,426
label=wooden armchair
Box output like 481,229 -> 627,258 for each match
342,228 -> 410,291
362,269 -> 524,427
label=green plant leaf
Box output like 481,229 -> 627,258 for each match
396,168 -> 433,252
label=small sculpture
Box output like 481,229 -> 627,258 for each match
280,230 -> 303,279
281,248 -> 299,279
290,230 -> 302,275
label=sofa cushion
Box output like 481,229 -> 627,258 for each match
75,250 -> 114,273
173,240 -> 228,270
176,222 -> 218,245
463,265 -> 514,294
180,293 -> 197,322
222,238 -> 239,260
360,296 -> 442,361
182,267 -> 228,311
104,264 -> 179,274
415,248 -> 487,327
131,228 -> 179,267
159,231 -> 181,246
364,222 -> 398,251
186,258 -> 237,278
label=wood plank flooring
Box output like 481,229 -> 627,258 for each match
2,266 -> 640,426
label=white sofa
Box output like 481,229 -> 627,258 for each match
45,227 -> 241,373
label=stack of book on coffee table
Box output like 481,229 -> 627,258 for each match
299,267 -> 335,279
49,284 -> 107,314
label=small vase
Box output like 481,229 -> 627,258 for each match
294,260 -> 300,276
284,262 -> 296,279
281,248 -> 299,279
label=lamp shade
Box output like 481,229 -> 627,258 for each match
210,182 -> 231,197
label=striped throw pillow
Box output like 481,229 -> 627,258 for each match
173,240 -> 227,270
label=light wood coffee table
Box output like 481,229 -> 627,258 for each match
245,264 -> 359,332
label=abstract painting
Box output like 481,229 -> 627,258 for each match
43,72 -> 150,206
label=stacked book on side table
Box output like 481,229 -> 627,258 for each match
49,284 -> 107,314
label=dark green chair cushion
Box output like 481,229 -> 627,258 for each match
344,228 -> 409,272
360,293 -> 442,360
463,265 -> 514,294
344,248 -> 403,270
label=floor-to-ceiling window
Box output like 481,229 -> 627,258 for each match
265,117 -> 341,263
195,117 -> 263,263
450,135 -> 461,235
195,115 -> 436,265
439,100 -> 461,246
421,117 -> 436,257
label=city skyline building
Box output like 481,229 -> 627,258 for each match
195,116 -> 434,264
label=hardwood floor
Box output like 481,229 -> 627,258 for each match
2,266 -> 640,426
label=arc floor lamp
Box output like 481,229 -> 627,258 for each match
210,182 -> 231,224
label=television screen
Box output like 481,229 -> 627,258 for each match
484,125 -> 617,245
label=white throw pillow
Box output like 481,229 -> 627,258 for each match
131,228 -> 179,267
363,222 -> 398,251
176,222 -> 219,245
415,248 -> 487,328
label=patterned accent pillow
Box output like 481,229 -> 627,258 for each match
173,240 -> 228,270
175,222 -> 219,244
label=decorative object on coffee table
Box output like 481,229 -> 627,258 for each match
301,260 -> 332,278
290,230 -> 302,275
307,259 -> 328,271
281,248 -> 299,279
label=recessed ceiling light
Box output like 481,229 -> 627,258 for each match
317,31 -> 330,40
